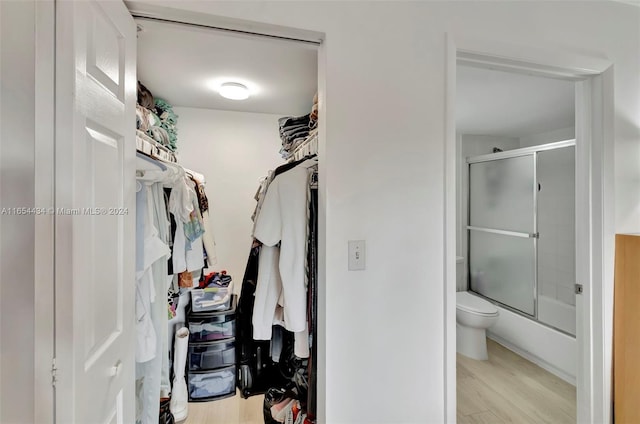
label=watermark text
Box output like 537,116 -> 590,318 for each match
1,207 -> 129,216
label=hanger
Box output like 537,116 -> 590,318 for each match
136,151 -> 186,184
291,134 -> 318,162
136,152 -> 167,171
184,168 -> 206,184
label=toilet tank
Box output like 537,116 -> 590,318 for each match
456,256 -> 465,291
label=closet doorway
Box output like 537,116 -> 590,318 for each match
134,12 -> 322,424
48,2 -> 326,423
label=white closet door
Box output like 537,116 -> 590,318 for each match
54,1 -> 136,423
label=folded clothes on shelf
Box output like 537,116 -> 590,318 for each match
278,114 -> 311,159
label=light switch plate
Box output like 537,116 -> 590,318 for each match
348,240 -> 365,271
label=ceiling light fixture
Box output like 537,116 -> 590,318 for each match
219,82 -> 250,100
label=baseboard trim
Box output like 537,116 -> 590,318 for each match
487,333 -> 577,386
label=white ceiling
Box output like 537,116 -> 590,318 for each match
456,65 -> 575,137
136,21 -> 573,135
135,19 -> 318,116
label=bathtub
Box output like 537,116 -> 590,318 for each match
538,294 -> 576,336
487,301 -> 577,385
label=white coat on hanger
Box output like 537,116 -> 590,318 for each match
252,158 -> 317,358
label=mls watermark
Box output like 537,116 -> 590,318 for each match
1,207 -> 129,216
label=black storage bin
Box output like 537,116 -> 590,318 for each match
188,365 -> 236,402
189,339 -> 236,371
187,295 -> 236,343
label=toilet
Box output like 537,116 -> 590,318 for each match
456,291 -> 499,360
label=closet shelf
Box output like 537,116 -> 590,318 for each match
136,130 -> 178,163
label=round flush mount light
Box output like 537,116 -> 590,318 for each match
219,82 -> 250,100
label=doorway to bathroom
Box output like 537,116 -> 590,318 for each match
447,44 -> 613,423
455,62 -> 578,423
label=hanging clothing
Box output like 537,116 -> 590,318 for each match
135,153 -> 218,423
135,181 -> 172,424
252,170 -> 275,238
136,183 -> 171,362
252,245 -> 282,340
187,170 -> 218,267
251,155 -> 311,229
306,187 -> 318,420
201,210 -> 218,267
170,177 -> 205,275
171,218 -> 204,278
252,158 -> 317,358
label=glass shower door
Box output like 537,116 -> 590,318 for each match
468,154 -> 537,316
536,146 -> 576,335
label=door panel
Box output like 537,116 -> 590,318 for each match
468,154 -> 537,315
469,230 -> 536,315
55,1 -> 136,423
87,2 -> 126,98
536,146 -> 576,335
83,123 -> 124,366
469,155 -> 535,233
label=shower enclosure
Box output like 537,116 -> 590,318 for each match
467,140 -> 576,336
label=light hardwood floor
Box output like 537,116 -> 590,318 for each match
186,392 -> 264,424
184,339 -> 576,424
457,339 -> 576,424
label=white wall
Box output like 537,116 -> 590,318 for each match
520,126 -> 575,148
1,2 -> 632,423
0,1 -> 36,422
134,3 -> 640,423
174,107 -> 285,289
461,134 -> 521,157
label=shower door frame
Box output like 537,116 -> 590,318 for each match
465,139 -> 576,327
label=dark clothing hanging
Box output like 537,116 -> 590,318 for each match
165,187 -> 177,275
189,175 -> 209,213
306,187 -> 318,420
236,246 -> 287,398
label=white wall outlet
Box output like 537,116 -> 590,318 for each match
348,240 -> 366,271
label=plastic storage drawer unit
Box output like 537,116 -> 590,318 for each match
190,283 -> 233,313
189,339 -> 236,371
188,365 -> 236,402
187,295 -> 236,343
188,314 -> 235,342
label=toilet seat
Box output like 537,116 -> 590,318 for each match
456,292 -> 499,316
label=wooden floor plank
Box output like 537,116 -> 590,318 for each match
457,339 -> 576,424
185,339 -> 575,424
457,371 -> 538,424
488,341 -> 576,406
466,410 -> 506,424
239,395 -> 265,424
185,392 -> 264,424
457,375 -> 489,417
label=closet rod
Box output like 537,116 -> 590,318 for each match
132,15 -> 322,46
